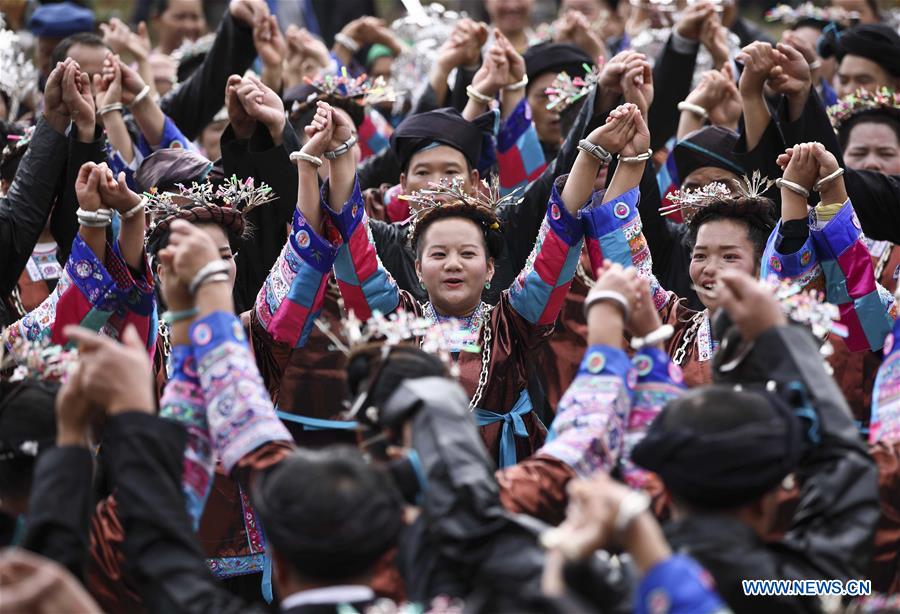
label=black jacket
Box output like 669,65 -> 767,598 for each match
0,118 -> 68,325
665,325 -> 881,613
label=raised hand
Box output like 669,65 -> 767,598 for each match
709,65 -> 742,128
98,166 -> 141,214
43,60 -> 71,133
285,25 -> 331,69
554,10 -> 605,60
716,270 -> 787,341
64,325 -> 155,416
225,74 -> 255,140
117,58 -> 149,105
93,52 -> 123,110
767,42 -> 811,99
810,142 -> 847,204
620,54 -> 653,117
157,219 -> 223,287
598,50 -> 644,95
63,62 -> 95,139
229,0 -> 270,29
780,142 -> 819,193
436,18 -> 489,72
620,104 -> 650,158
235,74 -> 285,137
736,41 -> 776,97
75,162 -> 103,212
54,365 -> 97,447
301,101 -> 335,157
253,14 -> 287,69
495,30 -> 525,86
675,1 -> 717,41
470,40 -> 510,98
585,103 -> 637,154
699,13 -> 730,69
627,277 -> 663,339
100,17 -> 151,61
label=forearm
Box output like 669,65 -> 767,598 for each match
501,88 -> 525,121
561,153 -> 602,215
297,164 -> 323,233
741,91 -> 771,152
462,97 -> 489,122
780,190 -> 808,222
428,64 -> 453,107
676,109 -> 704,140
327,154 -> 356,211
606,160 -> 644,203
260,63 -> 283,92
79,226 -> 106,263
786,86 -> 811,124
103,111 -> 135,164
119,216 -> 146,270
130,98 -> 166,148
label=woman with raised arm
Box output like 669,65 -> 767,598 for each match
257,100 -> 642,468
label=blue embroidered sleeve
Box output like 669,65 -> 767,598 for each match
190,311 -> 292,473
871,317 -> 900,445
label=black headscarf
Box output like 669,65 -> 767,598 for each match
673,125 -> 744,185
0,380 -> 58,463
632,385 -> 807,509
251,446 -> 403,582
134,148 -> 214,193
819,23 -> 900,77
523,42 -> 595,91
390,108 -> 484,172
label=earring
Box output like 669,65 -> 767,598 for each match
419,280 -> 426,289
484,281 -> 491,289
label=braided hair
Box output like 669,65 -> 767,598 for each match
409,202 -> 504,261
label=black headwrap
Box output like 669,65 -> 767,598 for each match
251,446 -> 403,582
390,108 -> 484,172
134,148 -> 214,193
819,23 -> 900,77
523,42 -> 595,92
284,83 -> 367,129
673,125 -> 744,185
632,385 -> 807,509
0,380 -> 58,464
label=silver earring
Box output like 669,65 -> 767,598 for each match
419,280 -> 426,289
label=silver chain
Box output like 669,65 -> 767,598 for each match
158,319 -> 171,372
671,311 -> 705,366
874,244 -> 893,280
575,260 -> 594,288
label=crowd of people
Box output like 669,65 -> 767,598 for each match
0,0 -> 899,612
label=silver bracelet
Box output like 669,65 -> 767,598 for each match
122,196 -> 148,219
813,167 -> 844,192
577,139 -> 612,166
503,75 -> 529,91
78,218 -> 112,228
193,272 -> 231,293
776,177 -> 810,199
619,148 -> 653,164
630,324 -> 675,350
584,289 -> 630,321
188,260 -> 231,295
129,84 -> 151,108
76,207 -> 113,223
334,32 -> 360,54
289,150 -> 323,168
324,134 -> 359,160
808,58 -> 822,70
97,102 -> 125,116
614,490 -> 651,534
677,101 -> 708,121
466,85 -> 494,105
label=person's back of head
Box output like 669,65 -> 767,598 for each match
252,446 -> 403,588
632,384 -> 807,531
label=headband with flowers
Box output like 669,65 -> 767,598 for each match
827,87 -> 900,131
764,2 -> 857,26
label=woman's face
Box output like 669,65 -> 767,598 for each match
415,217 -> 494,317
157,0 -> 206,51
485,0 -> 534,35
844,121 -> 900,175
400,146 -> 477,197
689,219 -> 758,310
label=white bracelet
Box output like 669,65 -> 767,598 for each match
122,196 -> 148,219
324,134 -> 359,160
584,289 -> 630,321
776,177 -> 810,199
98,102 -> 125,116
813,167 -> 844,192
289,150 -> 323,168
503,75 -> 529,91
193,272 -> 231,293
188,260 -> 232,295
808,58 -> 822,70
78,218 -> 111,228
334,32 -> 360,54
619,148 -> 653,164
76,207 -> 113,221
466,85 -> 494,105
630,324 -> 675,350
130,84 -> 151,108
677,101 -> 708,121
614,490 -> 651,534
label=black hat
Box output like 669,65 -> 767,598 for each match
135,148 -> 213,193
523,42 -> 595,92
673,125 -> 744,185
819,23 -> 900,77
390,108 -> 483,171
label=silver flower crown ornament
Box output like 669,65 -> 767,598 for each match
659,171 -> 775,222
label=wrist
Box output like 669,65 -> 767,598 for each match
76,121 -> 95,142
56,426 -> 89,447
195,279 -> 234,316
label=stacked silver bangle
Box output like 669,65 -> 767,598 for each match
584,289 -> 630,321
619,148 -> 653,164
129,85 -> 151,108
334,33 -> 360,53
324,134 -> 359,160
813,167 -> 844,192
188,260 -> 231,295
577,139 -> 613,166
98,102 -> 124,116
122,196 -> 148,219
466,85 -> 494,105
77,207 -> 113,228
776,178 -> 810,199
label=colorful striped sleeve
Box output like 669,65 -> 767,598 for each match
321,176 -> 400,321
759,220 -> 825,293
106,240 -> 157,352
190,311 -> 292,474
539,345 -> 633,477
158,345 -> 213,531
624,347 -> 686,489
870,313 -> 900,445
580,186 -> 669,311
808,201 -> 895,352
254,205 -> 342,347
497,99 -> 548,195
507,178 -> 584,325
5,235 -> 126,349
